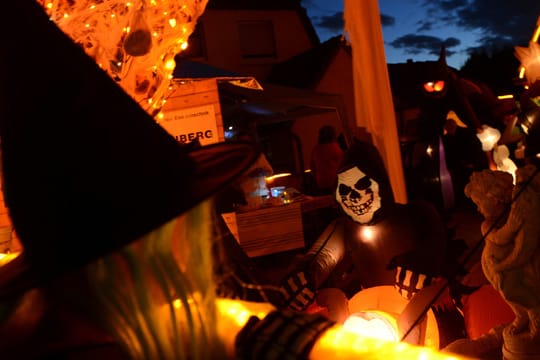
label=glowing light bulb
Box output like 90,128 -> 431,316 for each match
359,226 -> 376,243
164,58 -> 176,70
476,125 -> 501,151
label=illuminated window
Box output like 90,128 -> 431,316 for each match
238,21 -> 276,59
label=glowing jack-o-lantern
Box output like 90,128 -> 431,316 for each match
423,80 -> 445,93
343,310 -> 399,342
347,285 -> 440,349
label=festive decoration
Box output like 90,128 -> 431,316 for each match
347,285 -> 440,348
516,15 -> 540,84
336,166 -> 381,224
476,125 -> 500,152
465,167 -> 540,358
343,311 -> 399,342
516,41 -> 540,85
492,145 -> 518,183
37,0 -> 208,115
218,298 -> 469,360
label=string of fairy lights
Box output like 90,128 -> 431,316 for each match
37,0 -> 208,116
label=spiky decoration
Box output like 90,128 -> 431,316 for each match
515,41 -> 540,85
37,0 -> 208,116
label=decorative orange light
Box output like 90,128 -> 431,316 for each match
37,0 -> 209,115
343,311 -> 399,342
423,80 -> 445,93
265,173 -> 291,182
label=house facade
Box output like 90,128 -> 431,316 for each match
177,0 -> 355,190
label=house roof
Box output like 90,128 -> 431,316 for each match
205,0 -> 320,47
207,0 -> 303,10
267,35 -> 349,89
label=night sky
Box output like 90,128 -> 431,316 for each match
303,0 -> 540,69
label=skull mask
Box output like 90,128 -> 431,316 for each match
336,166 -> 381,224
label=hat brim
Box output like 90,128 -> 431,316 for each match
0,0 -> 261,300
0,140 -> 259,301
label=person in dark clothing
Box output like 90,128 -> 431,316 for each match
310,125 -> 344,195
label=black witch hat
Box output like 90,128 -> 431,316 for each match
0,0 -> 259,300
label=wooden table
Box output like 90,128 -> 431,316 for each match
222,195 -> 335,257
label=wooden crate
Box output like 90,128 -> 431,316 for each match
235,203 -> 304,257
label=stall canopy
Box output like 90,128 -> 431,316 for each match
174,59 -> 263,90
218,81 -> 344,126
174,60 -> 346,126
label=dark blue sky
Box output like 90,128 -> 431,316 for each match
303,0 -> 540,69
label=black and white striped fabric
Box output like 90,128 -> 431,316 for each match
279,270 -> 316,311
394,266 -> 433,300
235,310 -> 335,360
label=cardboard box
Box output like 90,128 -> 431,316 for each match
233,203 -> 304,257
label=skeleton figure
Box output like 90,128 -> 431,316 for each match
336,166 -> 382,225
329,140 -> 449,293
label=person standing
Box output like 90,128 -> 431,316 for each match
310,125 -> 344,195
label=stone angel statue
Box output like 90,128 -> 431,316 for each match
464,165 -> 540,357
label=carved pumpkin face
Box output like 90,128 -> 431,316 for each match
336,166 -> 381,224
423,80 -> 445,94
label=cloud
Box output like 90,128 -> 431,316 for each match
303,0 -> 539,65
420,0 -> 540,46
388,34 -> 461,57
383,0 -> 539,62
381,14 -> 396,27
313,11 -> 344,33
312,11 -> 396,33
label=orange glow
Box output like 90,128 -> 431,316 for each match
423,80 -> 445,93
37,0 -> 209,115
312,326 -> 466,360
519,66 -> 526,79
265,172 -> 291,182
343,311 -> 399,342
497,94 -> 514,100
216,297 -> 468,359
358,226 -> 376,243
0,252 -> 20,266
517,16 -> 540,81
533,24 -> 540,42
